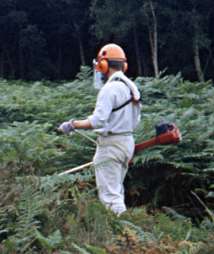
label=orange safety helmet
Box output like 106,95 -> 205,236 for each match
94,43 -> 128,74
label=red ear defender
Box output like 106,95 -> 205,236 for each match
123,62 -> 128,72
98,59 -> 109,74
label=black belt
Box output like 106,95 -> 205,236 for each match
99,131 -> 133,137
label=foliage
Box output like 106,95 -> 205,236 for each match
0,122 -> 63,174
126,73 -> 214,218
0,71 -> 214,253
1,174 -> 213,253
0,0 -> 214,80
0,70 -> 96,174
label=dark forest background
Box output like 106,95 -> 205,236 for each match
0,0 -> 213,81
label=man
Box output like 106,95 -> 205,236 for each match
59,43 -> 141,215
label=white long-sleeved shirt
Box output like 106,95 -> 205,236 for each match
88,71 -> 141,136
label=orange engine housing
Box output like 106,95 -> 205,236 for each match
134,124 -> 181,153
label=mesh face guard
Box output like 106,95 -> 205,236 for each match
92,59 -> 107,90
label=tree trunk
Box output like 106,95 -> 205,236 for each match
149,0 -> 159,77
193,38 -> 204,82
72,20 -> 86,66
5,49 -> 15,78
133,24 -> 142,76
203,47 -> 212,77
19,43 -> 24,79
57,46 -> 62,80
0,49 -> 5,78
78,35 -> 86,66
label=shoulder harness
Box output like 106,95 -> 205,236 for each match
111,77 -> 141,112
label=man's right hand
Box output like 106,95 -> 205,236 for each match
58,120 -> 75,134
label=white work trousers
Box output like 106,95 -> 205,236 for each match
93,135 -> 135,215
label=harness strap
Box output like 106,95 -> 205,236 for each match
112,98 -> 133,112
112,77 -> 140,112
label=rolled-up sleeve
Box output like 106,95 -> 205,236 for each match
88,86 -> 115,129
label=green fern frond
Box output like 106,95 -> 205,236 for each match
119,220 -> 145,240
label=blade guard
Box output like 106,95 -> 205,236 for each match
135,123 -> 181,153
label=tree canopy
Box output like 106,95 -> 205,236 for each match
0,0 -> 213,81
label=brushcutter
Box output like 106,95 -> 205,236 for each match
134,122 -> 181,153
58,122 -> 181,176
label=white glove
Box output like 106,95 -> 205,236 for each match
58,120 -> 75,134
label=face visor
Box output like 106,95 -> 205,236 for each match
93,59 -> 106,90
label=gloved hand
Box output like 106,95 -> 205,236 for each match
58,120 -> 75,134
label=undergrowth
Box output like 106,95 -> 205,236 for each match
0,68 -> 214,253
0,174 -> 214,253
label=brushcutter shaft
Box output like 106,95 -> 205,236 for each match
73,129 -> 98,145
58,162 -> 93,176
135,137 -> 157,153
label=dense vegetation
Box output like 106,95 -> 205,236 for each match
0,68 -> 213,253
0,0 -> 214,81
